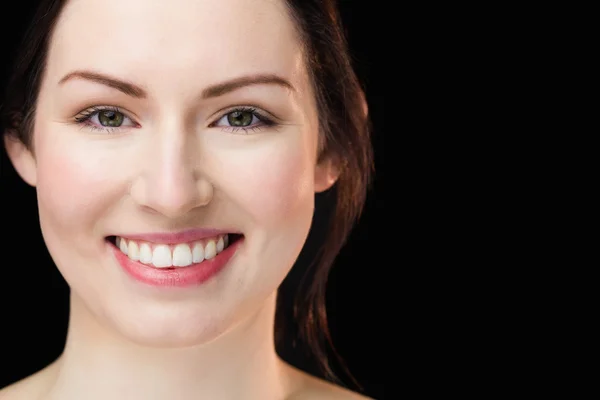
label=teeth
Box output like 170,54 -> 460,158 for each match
192,242 -> 205,263
128,241 -> 140,261
119,238 -> 128,255
172,244 -> 192,267
205,240 -> 217,260
114,234 -> 231,268
152,245 -> 172,268
140,243 -> 153,264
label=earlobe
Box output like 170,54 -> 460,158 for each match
314,156 -> 340,193
3,134 -> 38,187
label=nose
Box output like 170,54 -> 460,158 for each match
129,130 -> 212,218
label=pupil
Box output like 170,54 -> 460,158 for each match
99,110 -> 123,127
228,111 -> 252,126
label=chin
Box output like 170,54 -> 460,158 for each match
107,308 -> 234,348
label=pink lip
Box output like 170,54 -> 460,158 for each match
113,228 -> 239,244
108,236 -> 243,287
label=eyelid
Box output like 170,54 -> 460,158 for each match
207,105 -> 278,135
76,105 -> 126,120
74,105 -> 137,131
74,105 -> 274,123
210,105 -> 277,124
73,104 -> 279,134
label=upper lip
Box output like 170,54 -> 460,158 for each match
111,228 -> 239,244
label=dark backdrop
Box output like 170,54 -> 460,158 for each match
0,1 -> 385,398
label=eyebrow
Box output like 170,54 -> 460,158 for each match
59,70 -> 147,98
58,70 -> 295,99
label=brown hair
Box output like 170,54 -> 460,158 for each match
0,0 -> 374,387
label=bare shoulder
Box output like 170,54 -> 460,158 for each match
0,377 -> 38,400
290,379 -> 373,400
0,360 -> 58,400
284,363 -> 374,400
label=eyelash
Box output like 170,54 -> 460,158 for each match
73,105 -> 276,134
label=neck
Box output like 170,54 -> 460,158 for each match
45,291 -> 295,400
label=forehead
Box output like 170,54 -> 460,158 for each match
47,0 -> 306,92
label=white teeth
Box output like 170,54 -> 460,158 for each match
115,234 -> 233,268
119,238 -> 128,255
128,241 -> 140,261
192,242 -> 205,263
205,240 -> 217,259
140,243 -> 153,264
172,244 -> 192,267
152,245 -> 172,268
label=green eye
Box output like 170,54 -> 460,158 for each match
98,110 -> 125,127
227,111 -> 253,127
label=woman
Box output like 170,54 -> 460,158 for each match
0,0 -> 374,398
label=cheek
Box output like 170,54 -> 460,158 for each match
225,141 -> 315,226
212,137 -> 316,297
34,131 -> 116,237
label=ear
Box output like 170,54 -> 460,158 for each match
314,154 -> 340,193
4,134 -> 37,187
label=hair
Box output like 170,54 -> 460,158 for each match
0,0 -> 373,387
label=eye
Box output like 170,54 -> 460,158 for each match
97,109 -> 125,127
212,106 -> 276,133
224,110 -> 254,127
74,106 -> 136,133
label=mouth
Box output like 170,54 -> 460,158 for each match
105,233 -> 244,287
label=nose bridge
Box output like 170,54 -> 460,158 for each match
130,118 -> 211,217
155,131 -> 193,192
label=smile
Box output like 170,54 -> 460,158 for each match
115,234 -> 231,267
106,233 -> 244,287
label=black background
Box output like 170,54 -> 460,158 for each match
0,1 -> 385,398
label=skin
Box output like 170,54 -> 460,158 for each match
1,0 -> 371,399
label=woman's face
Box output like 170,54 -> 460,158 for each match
9,0 -> 336,345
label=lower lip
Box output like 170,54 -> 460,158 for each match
108,237 -> 243,287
